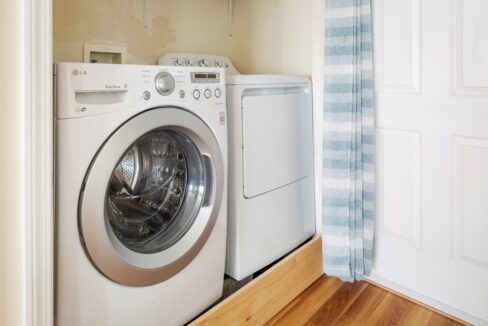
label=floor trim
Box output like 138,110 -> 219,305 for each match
367,274 -> 486,326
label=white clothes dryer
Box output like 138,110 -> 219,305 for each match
159,54 -> 316,281
55,63 -> 227,326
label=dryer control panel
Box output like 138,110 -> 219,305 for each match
158,53 -> 240,77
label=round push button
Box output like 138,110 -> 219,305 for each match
193,89 -> 201,99
215,88 -> 222,98
143,91 -> 151,100
204,89 -> 212,99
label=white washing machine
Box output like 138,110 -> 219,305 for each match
55,62 -> 227,326
159,54 -> 316,281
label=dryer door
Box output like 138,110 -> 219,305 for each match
242,88 -> 313,198
79,107 -> 224,286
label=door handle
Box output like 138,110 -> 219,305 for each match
202,155 -> 213,207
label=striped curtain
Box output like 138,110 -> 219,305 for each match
322,0 -> 375,281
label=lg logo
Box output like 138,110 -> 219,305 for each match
72,69 -> 87,76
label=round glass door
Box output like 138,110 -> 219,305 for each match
106,129 -> 205,254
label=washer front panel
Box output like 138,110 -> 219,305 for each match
79,107 -> 224,286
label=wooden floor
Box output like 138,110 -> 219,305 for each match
267,275 -> 465,326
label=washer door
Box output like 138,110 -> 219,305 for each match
79,107 -> 224,286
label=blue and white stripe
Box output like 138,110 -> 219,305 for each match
322,0 -> 375,281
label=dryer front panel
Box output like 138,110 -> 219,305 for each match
79,107 -> 224,286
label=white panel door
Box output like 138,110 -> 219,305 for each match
371,0 -> 488,324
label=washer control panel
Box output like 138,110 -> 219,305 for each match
55,63 -> 226,120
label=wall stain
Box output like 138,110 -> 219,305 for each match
54,0 -> 176,63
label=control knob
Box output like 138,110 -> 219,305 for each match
155,72 -> 175,96
199,59 -> 211,67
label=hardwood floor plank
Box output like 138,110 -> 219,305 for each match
305,280 -> 369,325
375,293 -> 413,326
267,274 -> 467,326
363,291 -> 407,325
334,283 -> 388,325
266,275 -> 343,325
427,312 -> 464,326
400,304 -> 442,326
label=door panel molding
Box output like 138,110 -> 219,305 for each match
374,0 -> 421,93
376,128 -> 422,249
452,0 -> 488,95
452,136 -> 488,268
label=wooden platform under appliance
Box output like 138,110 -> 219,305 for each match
190,237 -> 323,325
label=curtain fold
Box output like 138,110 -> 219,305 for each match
322,0 -> 375,281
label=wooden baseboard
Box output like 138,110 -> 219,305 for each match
190,236 -> 324,325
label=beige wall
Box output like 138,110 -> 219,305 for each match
0,1 -> 27,326
54,0 -> 311,75
233,0 -> 312,75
